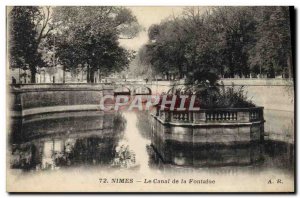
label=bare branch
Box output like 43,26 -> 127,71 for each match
37,7 -> 52,44
118,36 -> 134,39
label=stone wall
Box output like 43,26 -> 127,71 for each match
152,118 -> 263,145
220,78 -> 294,144
9,84 -> 113,117
151,119 -> 262,167
9,79 -> 295,143
151,78 -> 294,144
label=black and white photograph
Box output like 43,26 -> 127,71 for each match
5,5 -> 295,193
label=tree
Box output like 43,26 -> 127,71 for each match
8,6 -> 53,83
9,6 -> 40,83
249,7 -> 292,78
143,8 -> 221,85
51,6 -> 140,83
208,7 -> 258,78
140,6 -> 293,83
126,46 -> 153,79
146,20 -> 186,80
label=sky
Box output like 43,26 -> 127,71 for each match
119,6 -> 184,51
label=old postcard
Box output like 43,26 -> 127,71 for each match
6,6 -> 295,192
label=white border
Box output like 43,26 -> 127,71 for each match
1,0 -> 298,197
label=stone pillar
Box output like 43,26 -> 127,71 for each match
165,111 -> 172,122
193,112 -> 206,124
237,111 -> 250,122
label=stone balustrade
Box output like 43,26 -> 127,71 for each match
153,107 -> 265,144
156,106 -> 264,125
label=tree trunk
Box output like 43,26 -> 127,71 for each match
287,55 -> 293,79
89,67 -> 96,83
90,71 -> 95,83
86,65 -> 90,83
30,67 -> 36,83
63,65 -> 65,83
98,69 -> 102,82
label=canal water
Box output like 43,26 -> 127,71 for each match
8,110 -> 294,191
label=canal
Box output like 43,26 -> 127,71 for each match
8,110 -> 294,191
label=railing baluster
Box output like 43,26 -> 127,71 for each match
156,107 -> 263,125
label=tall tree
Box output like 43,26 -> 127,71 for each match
140,6 -> 293,83
51,6 -> 140,83
144,7 -> 222,85
249,7 -> 292,78
205,7 -> 257,78
9,6 -> 53,83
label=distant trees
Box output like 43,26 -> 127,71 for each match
125,46 -> 153,79
141,6 -> 293,85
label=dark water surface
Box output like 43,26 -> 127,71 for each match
9,111 -> 294,176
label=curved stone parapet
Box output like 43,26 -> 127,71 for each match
9,84 -> 114,117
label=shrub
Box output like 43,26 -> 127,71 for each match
196,83 -> 255,109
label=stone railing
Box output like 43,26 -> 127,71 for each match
155,106 -> 264,125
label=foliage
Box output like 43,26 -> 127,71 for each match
210,7 -> 258,78
139,6 -> 293,84
8,6 -> 53,83
249,7 -> 292,78
197,83 -> 255,108
8,6 -> 141,83
51,6 -> 140,83
125,46 -> 153,79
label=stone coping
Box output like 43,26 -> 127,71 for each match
10,84 -> 111,92
10,104 -> 101,117
152,113 -> 264,127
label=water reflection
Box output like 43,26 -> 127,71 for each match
9,111 -> 294,175
10,111 -> 131,171
149,116 -> 294,174
150,118 -> 263,167
149,138 -> 263,168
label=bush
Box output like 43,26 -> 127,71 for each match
196,83 -> 255,109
